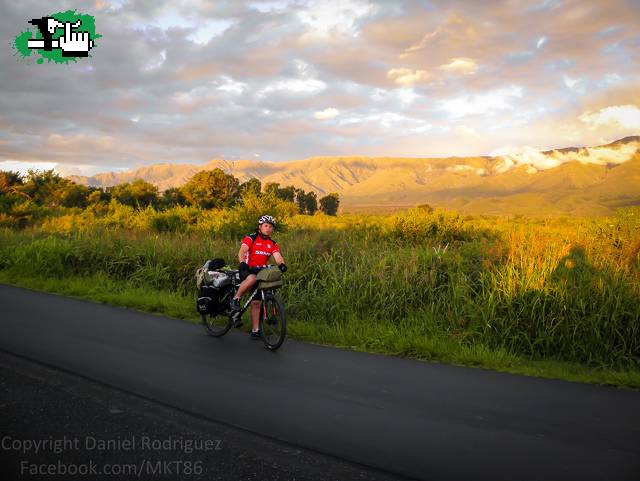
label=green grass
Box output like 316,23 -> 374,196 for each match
0,270 -> 200,324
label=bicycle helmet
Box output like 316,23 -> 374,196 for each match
258,214 -> 276,227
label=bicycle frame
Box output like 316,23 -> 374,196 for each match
232,283 -> 267,320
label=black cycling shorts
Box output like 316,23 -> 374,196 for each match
239,265 -> 265,282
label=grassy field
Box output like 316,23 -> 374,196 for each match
1,205 -> 639,388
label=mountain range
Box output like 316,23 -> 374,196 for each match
67,136 -> 640,216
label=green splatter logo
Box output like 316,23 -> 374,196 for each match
13,10 -> 101,64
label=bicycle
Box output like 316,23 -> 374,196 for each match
197,265 -> 286,351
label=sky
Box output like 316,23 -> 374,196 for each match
1,0 -> 639,176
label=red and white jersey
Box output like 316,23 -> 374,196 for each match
242,233 -> 280,268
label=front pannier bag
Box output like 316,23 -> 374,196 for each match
255,267 -> 283,289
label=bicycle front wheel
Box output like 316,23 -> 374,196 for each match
259,292 -> 286,350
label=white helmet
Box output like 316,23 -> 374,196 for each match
258,214 -> 276,227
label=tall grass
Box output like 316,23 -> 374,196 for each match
1,206 -> 638,370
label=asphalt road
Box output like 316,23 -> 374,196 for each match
1,284 -> 639,481
0,351 -> 405,481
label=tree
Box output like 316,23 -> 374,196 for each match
304,191 -> 318,215
263,182 -> 280,197
161,187 -> 187,207
319,193 -> 340,216
0,170 -> 27,213
277,185 -> 296,202
55,183 -> 90,208
294,188 -> 306,214
20,169 -> 71,207
0,170 -> 24,194
87,190 -> 103,205
87,188 -> 110,205
239,178 -> 261,198
181,168 -> 240,209
110,179 -> 159,208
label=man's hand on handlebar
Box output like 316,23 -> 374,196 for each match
239,262 -> 249,277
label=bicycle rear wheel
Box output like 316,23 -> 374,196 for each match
259,292 -> 286,350
201,312 -> 232,337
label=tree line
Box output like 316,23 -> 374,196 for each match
0,168 -> 340,216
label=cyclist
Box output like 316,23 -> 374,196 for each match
230,214 -> 287,339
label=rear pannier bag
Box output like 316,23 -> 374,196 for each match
205,271 -> 231,288
195,258 -> 229,314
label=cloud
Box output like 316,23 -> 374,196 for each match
1,0 -> 639,175
400,11 -> 474,59
387,68 -> 429,87
314,108 -> 340,120
438,57 -> 477,75
579,105 -> 640,130
491,140 -> 639,173
563,75 -> 585,93
455,125 -> 481,139
491,145 -> 562,173
297,0 -> 378,39
439,86 -> 523,118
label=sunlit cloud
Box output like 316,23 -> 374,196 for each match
580,105 -> 640,130
536,36 -> 547,49
491,141 -> 639,174
439,86 -> 524,118
314,108 -> 340,120
387,68 -> 429,87
400,12 -> 470,59
438,57 -> 477,75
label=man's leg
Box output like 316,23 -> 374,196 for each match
250,300 -> 261,333
230,275 -> 256,320
234,275 -> 256,300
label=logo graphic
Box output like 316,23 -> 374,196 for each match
13,10 -> 100,64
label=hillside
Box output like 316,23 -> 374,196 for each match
66,136 -> 640,216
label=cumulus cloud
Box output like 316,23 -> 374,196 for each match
491,141 -> 639,173
439,86 -> 523,118
579,105 -> 640,130
297,0 -> 378,39
387,68 -> 429,87
438,57 -> 477,75
491,145 -> 562,173
446,164 -> 486,175
314,108 -> 340,120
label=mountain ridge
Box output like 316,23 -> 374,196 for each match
66,136 -> 640,215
